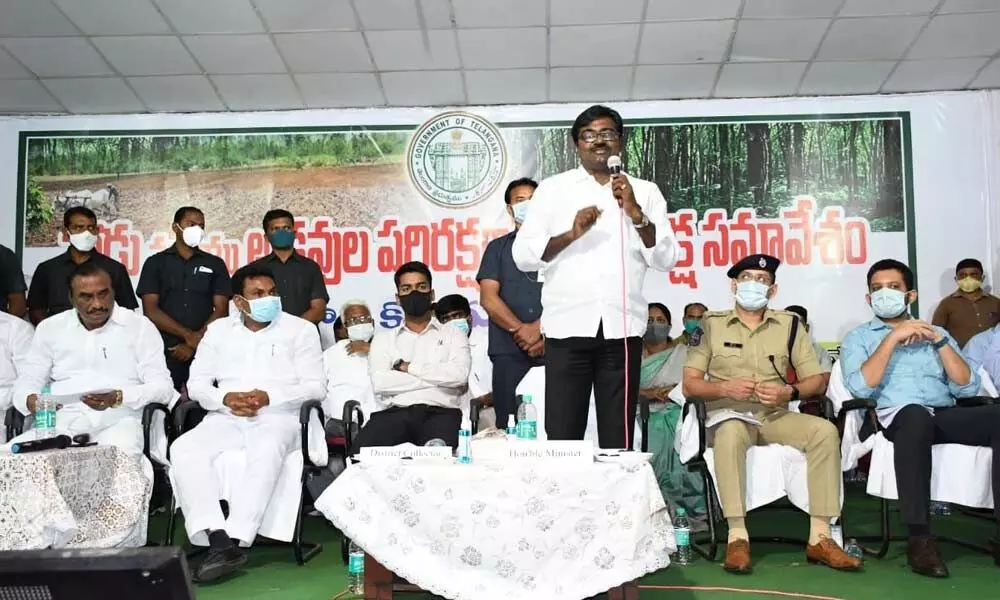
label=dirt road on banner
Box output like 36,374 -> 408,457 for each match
29,163 -> 425,246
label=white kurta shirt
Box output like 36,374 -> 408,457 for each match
187,311 -> 326,416
0,313 -> 33,412
368,319 -> 470,410
511,166 -> 679,340
323,339 -> 381,421
12,304 -> 174,427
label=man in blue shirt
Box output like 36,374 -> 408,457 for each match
965,324 -> 1000,392
840,258 -> 997,578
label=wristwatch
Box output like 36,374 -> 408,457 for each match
112,389 -> 123,408
788,385 -> 800,401
932,337 -> 949,351
392,359 -> 404,371
632,213 -> 650,229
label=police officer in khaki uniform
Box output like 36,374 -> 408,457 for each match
682,254 -> 860,575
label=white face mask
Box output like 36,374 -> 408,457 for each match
180,225 -> 204,247
69,231 -> 98,252
347,323 -> 374,342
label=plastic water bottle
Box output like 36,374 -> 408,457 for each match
505,414 -> 518,439
516,395 -> 537,440
34,385 -> 57,440
457,416 -> 472,464
830,523 -> 844,548
931,501 -> 951,516
845,538 -> 864,563
673,507 -> 693,565
347,540 -> 364,593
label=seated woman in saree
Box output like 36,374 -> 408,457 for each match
640,302 -> 706,527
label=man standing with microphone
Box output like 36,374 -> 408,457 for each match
512,105 -> 678,449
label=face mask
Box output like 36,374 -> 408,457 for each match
449,319 -> 471,336
268,229 -> 295,250
399,291 -> 432,317
735,281 -> 770,311
512,201 -> 531,224
69,231 -> 98,252
347,323 -> 374,342
683,319 -> 700,335
644,322 -> 671,342
180,225 -> 204,247
245,295 -> 282,323
870,288 -> 909,320
958,277 -> 982,293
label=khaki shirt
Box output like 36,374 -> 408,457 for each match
683,309 -> 824,412
931,291 -> 1000,349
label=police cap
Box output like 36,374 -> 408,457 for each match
726,253 -> 781,279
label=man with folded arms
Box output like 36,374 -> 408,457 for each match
11,261 -> 173,456
170,266 -> 325,583
841,258 -> 997,577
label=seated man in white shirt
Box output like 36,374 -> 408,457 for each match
323,299 -> 380,433
434,294 -> 493,425
0,311 -> 34,441
11,261 -> 174,456
170,266 -> 325,583
355,261 -> 470,450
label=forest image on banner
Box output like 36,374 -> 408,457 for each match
18,113 -> 908,326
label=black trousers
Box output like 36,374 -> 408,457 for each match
166,355 -> 191,392
350,404 -> 462,454
544,323 -> 641,449
491,353 -> 542,430
883,403 -> 1000,526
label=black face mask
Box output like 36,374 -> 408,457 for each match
399,291 -> 432,317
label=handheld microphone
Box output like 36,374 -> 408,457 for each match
607,155 -> 623,175
11,434 -> 72,454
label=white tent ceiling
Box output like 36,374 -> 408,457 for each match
0,0 -> 999,115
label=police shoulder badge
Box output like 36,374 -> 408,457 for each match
689,327 -> 704,347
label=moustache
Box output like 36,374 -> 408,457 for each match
86,307 -> 109,314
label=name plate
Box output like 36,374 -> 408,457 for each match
359,446 -> 453,461
506,440 -> 594,464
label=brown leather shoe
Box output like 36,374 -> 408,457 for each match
723,539 -> 752,574
907,537 -> 949,578
806,536 -> 862,571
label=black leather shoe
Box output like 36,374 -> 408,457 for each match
907,537 -> 949,578
193,547 -> 247,583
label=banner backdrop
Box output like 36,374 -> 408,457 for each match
5,93 -> 994,348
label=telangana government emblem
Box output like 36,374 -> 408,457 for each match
406,111 -> 508,208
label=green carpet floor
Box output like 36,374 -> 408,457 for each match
154,489 -> 998,600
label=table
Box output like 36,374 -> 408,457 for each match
316,458 -> 676,600
0,445 -> 152,550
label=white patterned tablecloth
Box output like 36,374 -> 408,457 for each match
0,446 -> 152,550
316,459 -> 676,600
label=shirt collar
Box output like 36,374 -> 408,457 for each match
68,303 -> 126,332
573,165 -> 628,184
235,310 -> 282,332
266,251 -> 300,263
395,318 -> 440,337
723,308 -> 782,325
163,244 -> 202,257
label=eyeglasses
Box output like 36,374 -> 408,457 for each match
736,272 -> 772,285
344,315 -> 373,326
579,129 -> 620,143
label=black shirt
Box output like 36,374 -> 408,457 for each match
476,231 -> 543,358
27,250 -> 138,318
0,244 -> 26,313
136,245 -> 233,349
233,252 -> 329,318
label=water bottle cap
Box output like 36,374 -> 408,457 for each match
676,508 -> 686,515
522,394 -> 532,403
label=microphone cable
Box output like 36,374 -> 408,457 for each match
608,155 -> 632,451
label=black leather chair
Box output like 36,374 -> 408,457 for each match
162,399 -> 326,565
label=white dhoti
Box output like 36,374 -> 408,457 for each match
170,412 -> 300,545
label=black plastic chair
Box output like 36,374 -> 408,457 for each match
838,396 -> 997,558
678,395 -> 836,561
163,399 -> 326,565
338,400 -> 366,565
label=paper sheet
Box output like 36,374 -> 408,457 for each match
705,410 -> 762,429
43,389 -> 117,406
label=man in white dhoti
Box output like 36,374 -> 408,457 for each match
0,311 -> 33,441
170,266 -> 325,583
10,262 -> 174,456
324,299 -> 379,426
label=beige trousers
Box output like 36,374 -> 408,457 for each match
710,410 -> 841,518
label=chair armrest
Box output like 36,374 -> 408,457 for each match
300,399 -> 325,469
470,396 -> 485,434
141,402 -> 171,461
681,396 -> 709,462
836,398 -> 878,438
956,396 -> 997,408
5,406 -> 25,441
171,399 -> 208,438
342,400 -> 365,450
799,396 -> 835,421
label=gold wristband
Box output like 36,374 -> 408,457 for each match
113,389 -> 123,408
